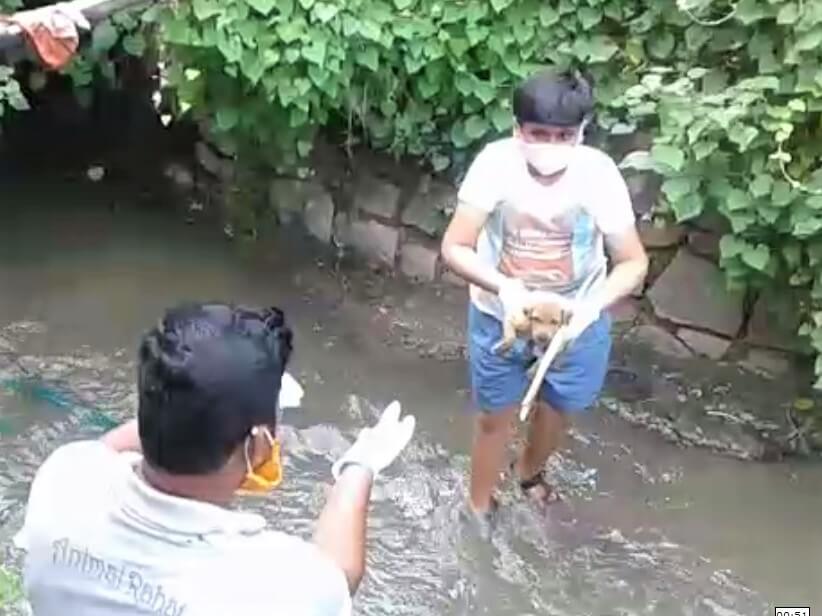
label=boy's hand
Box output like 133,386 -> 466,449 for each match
565,297 -> 602,342
497,277 -> 530,319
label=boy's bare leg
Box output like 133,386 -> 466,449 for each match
514,401 -> 568,485
469,407 -> 517,513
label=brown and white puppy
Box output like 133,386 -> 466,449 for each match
494,301 -> 571,354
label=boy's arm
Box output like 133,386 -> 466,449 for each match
313,401 -> 414,596
441,204 -> 507,294
588,154 -> 649,310
600,228 -> 648,310
313,465 -> 374,594
441,145 -> 508,293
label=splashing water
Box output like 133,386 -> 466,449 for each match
0,323 -> 769,616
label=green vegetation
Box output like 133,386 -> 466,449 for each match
0,0 -> 27,122
0,564 -> 23,608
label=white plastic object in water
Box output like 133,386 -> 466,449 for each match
86,165 -> 105,182
279,372 -> 304,410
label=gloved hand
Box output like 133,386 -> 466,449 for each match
497,277 -> 530,319
564,297 -> 603,343
331,401 -> 416,481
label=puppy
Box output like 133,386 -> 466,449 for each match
494,301 -> 570,354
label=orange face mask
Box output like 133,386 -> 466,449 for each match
238,427 -> 283,494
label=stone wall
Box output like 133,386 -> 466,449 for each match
626,209 -> 804,377
191,138 -> 807,377
196,136 -> 454,285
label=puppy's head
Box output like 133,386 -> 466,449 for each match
508,307 -> 532,332
528,302 -> 571,345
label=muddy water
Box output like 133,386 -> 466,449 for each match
0,173 -> 819,614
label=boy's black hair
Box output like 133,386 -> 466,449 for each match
137,302 -> 293,475
513,69 -> 594,127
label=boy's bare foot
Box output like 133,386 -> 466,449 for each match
464,497 -> 499,541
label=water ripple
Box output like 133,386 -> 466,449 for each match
0,323 -> 769,615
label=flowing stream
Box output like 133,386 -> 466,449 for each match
0,171 -> 820,614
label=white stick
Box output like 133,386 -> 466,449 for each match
519,327 -> 568,421
518,265 -> 606,422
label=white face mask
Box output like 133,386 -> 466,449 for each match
518,125 -> 585,176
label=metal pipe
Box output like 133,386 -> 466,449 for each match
0,0 -> 154,54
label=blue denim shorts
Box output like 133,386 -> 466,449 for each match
467,303 -> 612,414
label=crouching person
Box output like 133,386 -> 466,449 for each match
14,302 -> 415,615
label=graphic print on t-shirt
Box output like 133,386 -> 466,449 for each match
497,203 -> 597,295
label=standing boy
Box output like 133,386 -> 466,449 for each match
441,70 -> 648,519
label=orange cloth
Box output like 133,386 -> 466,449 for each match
0,4 -> 89,70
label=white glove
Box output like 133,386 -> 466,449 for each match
279,372 -> 304,409
497,277 -> 530,317
331,401 -> 416,480
564,297 -> 603,343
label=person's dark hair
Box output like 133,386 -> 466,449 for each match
513,69 -> 594,127
137,302 -> 293,475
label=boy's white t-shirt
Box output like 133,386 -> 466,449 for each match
457,138 -> 636,319
14,441 -> 352,616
